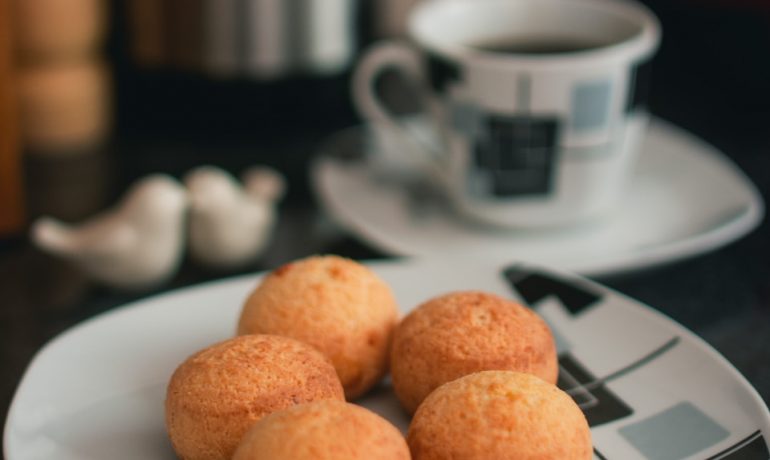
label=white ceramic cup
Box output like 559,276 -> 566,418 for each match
352,0 -> 661,228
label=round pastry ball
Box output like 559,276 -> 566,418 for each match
165,334 -> 344,460
408,371 -> 592,459
237,255 -> 400,399
391,290 -> 557,414
232,400 -> 410,460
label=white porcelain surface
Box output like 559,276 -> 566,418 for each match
5,259 -> 770,459
313,118 -> 764,275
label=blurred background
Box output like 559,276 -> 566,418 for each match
1,0 -> 768,230
0,0 -> 769,451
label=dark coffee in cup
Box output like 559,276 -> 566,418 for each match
471,37 -> 611,55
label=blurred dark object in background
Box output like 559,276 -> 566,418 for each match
641,0 -> 770,145
24,152 -> 114,223
119,0 -> 364,136
0,0 -> 24,237
111,0 -> 371,206
127,0 -> 358,79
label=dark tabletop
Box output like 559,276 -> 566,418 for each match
2,0 -> 770,456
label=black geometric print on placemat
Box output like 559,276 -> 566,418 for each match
558,353 -> 633,427
593,448 -> 608,460
503,266 -> 602,316
705,431 -> 770,460
597,337 -> 680,384
626,58 -> 653,113
473,116 -> 559,197
558,337 -> 680,428
425,52 -> 461,93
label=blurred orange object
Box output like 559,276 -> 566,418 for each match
18,60 -> 111,152
0,0 -> 25,235
13,0 -> 107,63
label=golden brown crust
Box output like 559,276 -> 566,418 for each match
165,334 -> 344,460
232,400 -> 410,460
391,291 -> 558,414
237,255 -> 400,400
407,371 -> 592,460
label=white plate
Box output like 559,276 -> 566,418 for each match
5,259 -> 770,460
312,118 -> 764,275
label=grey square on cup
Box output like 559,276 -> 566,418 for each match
571,80 -> 613,131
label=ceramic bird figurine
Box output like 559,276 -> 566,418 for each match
185,165 -> 285,270
31,174 -> 189,290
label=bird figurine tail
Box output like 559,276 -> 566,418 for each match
242,166 -> 286,202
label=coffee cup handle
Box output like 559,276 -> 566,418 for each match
352,42 -> 445,175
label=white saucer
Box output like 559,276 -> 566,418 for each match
312,118 -> 764,275
5,259 -> 770,459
